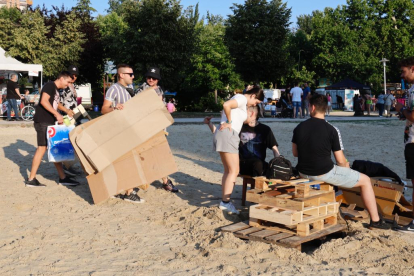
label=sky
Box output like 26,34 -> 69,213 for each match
36,0 -> 348,25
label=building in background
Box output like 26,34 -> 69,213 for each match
0,0 -> 32,10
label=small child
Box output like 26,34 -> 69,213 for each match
271,102 -> 276,118
166,99 -> 176,113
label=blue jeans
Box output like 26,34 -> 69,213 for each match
292,101 -> 301,117
7,98 -> 20,120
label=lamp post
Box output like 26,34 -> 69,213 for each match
380,58 -> 389,94
298,50 -> 305,71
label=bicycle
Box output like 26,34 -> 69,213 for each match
20,93 -> 39,121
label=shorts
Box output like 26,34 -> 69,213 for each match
299,165 -> 360,189
292,101 -> 301,109
34,122 -> 50,147
213,128 -> 239,154
271,110 -> 276,116
405,143 -> 414,179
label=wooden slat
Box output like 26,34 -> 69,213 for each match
249,218 -> 296,234
293,190 -> 334,202
234,227 -> 263,237
265,232 -> 295,243
278,224 -> 346,247
278,178 -> 310,185
221,221 -> 250,233
248,229 -> 280,241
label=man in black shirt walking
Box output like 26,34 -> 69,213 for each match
292,94 -> 390,230
26,72 -> 79,187
6,73 -> 23,121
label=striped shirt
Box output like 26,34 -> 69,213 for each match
105,83 -> 131,106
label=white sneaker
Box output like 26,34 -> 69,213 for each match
219,201 -> 240,215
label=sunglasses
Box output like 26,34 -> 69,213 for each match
123,72 -> 134,77
146,77 -> 158,81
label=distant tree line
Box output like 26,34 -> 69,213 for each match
1,0 -> 414,110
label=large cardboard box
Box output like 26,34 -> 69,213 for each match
71,89 -> 173,172
86,131 -> 177,204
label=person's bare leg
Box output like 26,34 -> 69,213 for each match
293,106 -> 296,118
162,177 -> 168,184
29,146 -> 47,180
54,162 -> 66,179
353,173 -> 380,221
219,152 -> 239,201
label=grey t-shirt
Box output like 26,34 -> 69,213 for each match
105,82 -> 131,106
384,94 -> 395,105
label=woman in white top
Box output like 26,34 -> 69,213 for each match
214,87 -> 264,214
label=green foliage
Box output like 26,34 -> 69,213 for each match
193,92 -> 225,112
1,8 -> 85,78
225,0 -> 292,84
180,15 -> 243,106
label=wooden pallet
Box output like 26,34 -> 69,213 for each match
221,221 -> 346,251
250,202 -> 339,226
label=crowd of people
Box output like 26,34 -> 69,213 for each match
3,56 -> 413,234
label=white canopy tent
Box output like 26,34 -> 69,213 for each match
0,47 -> 43,88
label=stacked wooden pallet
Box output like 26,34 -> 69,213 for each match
222,178 -> 346,250
248,178 -> 340,237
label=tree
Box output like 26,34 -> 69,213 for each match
1,8 -> 85,78
180,14 -> 243,107
225,0 -> 291,84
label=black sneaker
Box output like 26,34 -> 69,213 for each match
59,176 -> 80,186
123,190 -> 145,203
369,218 -> 391,230
63,165 -> 82,176
25,178 -> 46,187
162,179 -> 179,193
395,221 -> 414,234
111,194 -> 125,199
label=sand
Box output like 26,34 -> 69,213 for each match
1,120 -> 414,275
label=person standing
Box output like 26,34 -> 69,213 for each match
394,56 -> 414,233
377,92 -> 385,117
326,92 -> 332,116
290,82 -> 303,119
101,64 -> 146,203
26,72 -> 80,187
135,67 -> 179,193
302,83 -> 310,118
59,65 -> 79,117
6,73 -> 23,121
384,91 -> 395,118
292,94 -> 390,230
213,87 -> 263,214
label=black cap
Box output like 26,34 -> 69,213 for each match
145,67 -> 161,80
67,65 -> 79,76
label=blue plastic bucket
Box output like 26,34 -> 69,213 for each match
93,105 -> 99,112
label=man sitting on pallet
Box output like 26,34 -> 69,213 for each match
291,94 -> 390,230
204,105 -> 280,176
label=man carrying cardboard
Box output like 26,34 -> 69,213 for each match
26,71 -> 80,187
395,56 -> 414,233
101,64 -> 145,203
134,67 -> 179,193
292,94 -> 390,230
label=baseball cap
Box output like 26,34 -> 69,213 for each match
67,65 -> 79,76
145,67 -> 161,80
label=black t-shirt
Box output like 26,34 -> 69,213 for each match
7,81 -> 20,99
34,82 -> 60,124
292,117 -> 343,175
239,123 -> 278,161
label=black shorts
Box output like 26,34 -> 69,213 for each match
34,122 -> 50,147
405,143 -> 414,179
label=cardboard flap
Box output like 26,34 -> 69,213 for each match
76,89 -> 174,172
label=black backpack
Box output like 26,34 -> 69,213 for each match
266,156 -> 293,181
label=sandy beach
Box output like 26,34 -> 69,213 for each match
1,119 -> 414,275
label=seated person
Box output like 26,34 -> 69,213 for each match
204,106 -> 280,177
292,94 -> 390,230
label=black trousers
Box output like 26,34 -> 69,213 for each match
239,158 -> 268,177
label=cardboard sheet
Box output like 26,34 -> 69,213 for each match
86,131 -> 177,204
75,89 -> 173,172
